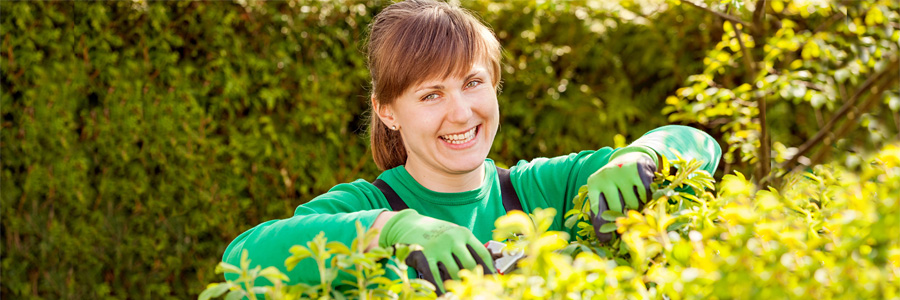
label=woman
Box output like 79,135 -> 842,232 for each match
223,0 -> 721,294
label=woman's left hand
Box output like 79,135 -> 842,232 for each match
586,146 -> 657,241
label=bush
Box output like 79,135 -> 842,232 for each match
1,0 -> 712,298
3,0 -> 897,298
201,145 -> 900,299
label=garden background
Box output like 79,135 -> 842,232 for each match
2,0 -> 898,298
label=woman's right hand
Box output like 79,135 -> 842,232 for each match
376,209 -> 494,295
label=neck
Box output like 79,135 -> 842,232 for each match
404,160 -> 485,193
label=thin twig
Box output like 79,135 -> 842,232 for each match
735,26 -> 756,78
769,55 -> 899,182
815,107 -> 824,128
682,0 -> 749,27
751,0 -> 767,39
807,79 -> 893,167
735,25 -> 769,181
894,110 -> 900,138
752,0 -> 767,27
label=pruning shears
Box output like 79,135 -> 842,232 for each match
484,240 -> 526,275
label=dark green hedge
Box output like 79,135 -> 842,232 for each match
1,1 -> 715,298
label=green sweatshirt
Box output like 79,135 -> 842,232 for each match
222,125 -> 721,285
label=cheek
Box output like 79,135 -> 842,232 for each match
405,113 -> 441,137
476,91 -> 499,115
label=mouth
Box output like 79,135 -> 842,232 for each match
439,125 -> 480,145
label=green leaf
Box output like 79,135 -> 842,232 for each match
239,250 -> 250,271
326,241 -> 351,255
215,262 -> 241,275
599,223 -> 618,233
601,210 -> 624,222
331,290 -> 349,300
666,220 -> 690,231
223,290 -> 245,300
198,283 -> 230,300
259,266 -> 288,283
564,214 -> 578,229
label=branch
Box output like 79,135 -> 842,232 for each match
682,0 -> 749,27
795,80 -> 825,92
894,110 -> 900,137
735,26 -> 756,78
774,55 -> 900,176
751,0 -> 767,38
806,79 -> 892,167
752,0 -> 766,25
734,25 -> 769,180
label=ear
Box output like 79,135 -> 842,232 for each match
372,95 -> 396,127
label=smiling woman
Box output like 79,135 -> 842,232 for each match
366,0 -> 501,174
222,0 -> 722,296
374,62 -> 499,192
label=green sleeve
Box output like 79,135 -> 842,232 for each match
508,125 -> 721,239
222,179 -> 389,286
509,149 -> 616,237
629,125 -> 722,175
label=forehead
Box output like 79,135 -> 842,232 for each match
413,61 -> 490,88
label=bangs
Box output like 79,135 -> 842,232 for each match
369,4 -> 500,104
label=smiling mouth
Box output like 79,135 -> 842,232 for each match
439,125 -> 479,144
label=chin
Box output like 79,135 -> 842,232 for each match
444,152 -> 489,174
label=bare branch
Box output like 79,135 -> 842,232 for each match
807,79 -> 890,166
733,25 -> 769,180
681,0 -> 749,27
776,55 -> 899,175
752,0 -> 767,37
757,93 -> 770,181
735,27 -> 756,78
795,80 -> 825,92
894,111 -> 900,137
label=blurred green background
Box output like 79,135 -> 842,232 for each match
2,0 -> 897,298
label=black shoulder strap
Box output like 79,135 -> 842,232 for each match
373,179 -> 408,211
495,166 -> 523,212
373,167 -> 522,212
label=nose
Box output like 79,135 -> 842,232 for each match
446,91 -> 473,124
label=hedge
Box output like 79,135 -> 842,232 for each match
1,1 -> 715,298
3,0 -> 897,298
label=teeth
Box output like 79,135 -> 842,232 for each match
441,127 -> 477,144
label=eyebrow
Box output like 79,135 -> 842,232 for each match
415,71 -> 482,92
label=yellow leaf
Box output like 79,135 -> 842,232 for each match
665,95 -> 679,105
716,51 -> 731,62
772,0 -> 784,13
854,18 -> 866,35
614,134 -> 627,148
493,210 -> 534,240
865,7 -> 884,26
802,41 -> 820,60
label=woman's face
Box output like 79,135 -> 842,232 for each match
385,62 -> 499,175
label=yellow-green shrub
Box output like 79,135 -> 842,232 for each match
201,144 -> 900,299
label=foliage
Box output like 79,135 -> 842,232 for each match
4,0 -> 898,298
662,0 -> 900,180
1,0 -> 715,297
202,222 -> 435,300
201,145 -> 900,299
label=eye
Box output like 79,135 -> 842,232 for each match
465,80 -> 482,89
421,93 -> 439,101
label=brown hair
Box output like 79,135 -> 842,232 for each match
366,0 -> 502,170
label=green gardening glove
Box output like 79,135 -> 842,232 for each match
587,145 -> 659,242
379,209 -> 494,295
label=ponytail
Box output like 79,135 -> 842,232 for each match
370,112 -> 407,170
